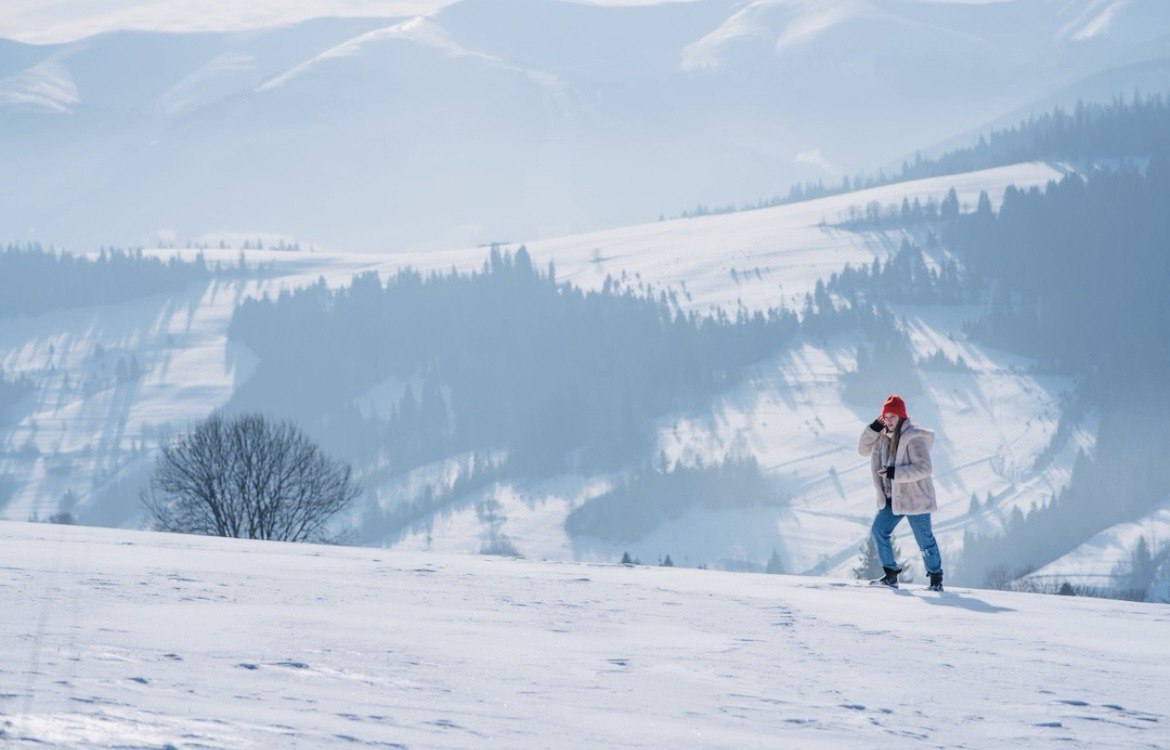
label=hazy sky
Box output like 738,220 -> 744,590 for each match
0,0 -> 1021,44
0,0 -> 703,44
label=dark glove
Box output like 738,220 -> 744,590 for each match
869,419 -> 884,432
884,466 -> 896,480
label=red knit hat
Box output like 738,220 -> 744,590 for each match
881,395 -> 907,419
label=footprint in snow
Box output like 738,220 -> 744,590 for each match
1095,704 -> 1159,723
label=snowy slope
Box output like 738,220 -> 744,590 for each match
363,162 -> 1092,577
1026,498 -> 1170,594
0,161 -> 1095,585
4,522 -> 1169,749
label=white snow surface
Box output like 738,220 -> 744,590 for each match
378,160 -> 1069,312
4,521 -> 1169,749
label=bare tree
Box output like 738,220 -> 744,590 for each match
143,413 -> 359,542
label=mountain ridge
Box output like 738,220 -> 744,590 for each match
1,0 -> 1168,251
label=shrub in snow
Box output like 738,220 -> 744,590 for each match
479,535 -> 521,558
143,413 -> 359,542
1112,536 -> 1159,602
852,536 -> 909,581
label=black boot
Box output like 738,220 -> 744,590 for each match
928,572 -> 944,592
869,566 -> 901,588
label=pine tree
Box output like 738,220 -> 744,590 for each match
661,554 -> 674,567
766,548 -> 786,574
940,188 -> 960,220
893,541 -> 912,582
854,535 -> 911,581
976,190 -> 993,217
853,537 -> 882,580
1123,537 -> 1156,600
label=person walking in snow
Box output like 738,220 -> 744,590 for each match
859,395 -> 944,591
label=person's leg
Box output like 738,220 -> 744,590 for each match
870,502 -> 904,571
907,513 -> 943,575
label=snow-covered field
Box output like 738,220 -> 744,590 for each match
3,522 -> 1168,749
0,160 -> 1113,582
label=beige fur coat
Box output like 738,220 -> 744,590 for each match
858,419 -> 937,515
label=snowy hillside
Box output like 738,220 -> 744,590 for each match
4,521 -> 1168,748
0,0 -> 1167,251
0,160 -> 1107,587
1027,499 -> 1170,595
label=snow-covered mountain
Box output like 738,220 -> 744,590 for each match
0,0 -> 1167,251
4,159 -> 1130,590
4,521 -> 1168,748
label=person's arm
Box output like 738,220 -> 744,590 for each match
893,435 -> 932,482
858,419 -> 883,457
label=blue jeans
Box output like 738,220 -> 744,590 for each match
871,501 -> 943,575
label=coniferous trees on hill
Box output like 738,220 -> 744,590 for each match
900,95 -> 1170,181
684,94 -> 1170,217
947,157 -> 1170,374
942,155 -> 1170,589
227,247 -> 802,476
0,244 -> 213,318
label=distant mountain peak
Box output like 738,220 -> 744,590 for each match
256,14 -> 561,94
0,56 -> 79,113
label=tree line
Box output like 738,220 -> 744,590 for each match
940,155 -> 1170,593
947,159 -> 1170,374
0,244 -> 215,318
0,243 -> 282,319
227,247 -> 804,479
679,93 -> 1170,218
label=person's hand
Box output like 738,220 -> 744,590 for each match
869,419 -> 884,432
884,466 -> 896,480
